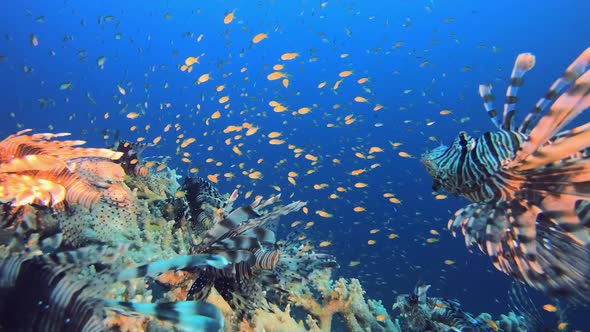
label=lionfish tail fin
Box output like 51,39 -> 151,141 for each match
104,300 -> 224,332
503,52 -> 536,131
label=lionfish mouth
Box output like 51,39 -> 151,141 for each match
420,145 -> 447,179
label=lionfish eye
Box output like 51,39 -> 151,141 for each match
457,131 -> 475,151
458,131 -> 468,146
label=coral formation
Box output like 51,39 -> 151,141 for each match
0,130 -> 555,332
392,283 -> 535,332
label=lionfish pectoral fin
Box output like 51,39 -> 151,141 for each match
116,254 -> 229,282
516,123 -> 590,171
104,300 -> 224,332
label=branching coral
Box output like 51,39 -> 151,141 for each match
287,269 -> 400,332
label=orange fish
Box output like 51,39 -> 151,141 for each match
281,52 -> 299,60
252,32 -> 267,43
223,11 -> 234,24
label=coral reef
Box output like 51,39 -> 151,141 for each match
284,268 -> 400,332
0,130 -> 555,332
392,284 -> 535,332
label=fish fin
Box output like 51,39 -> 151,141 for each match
513,48 -> 590,165
503,52 -> 536,130
116,254 -> 228,282
478,83 -> 502,129
104,300 -> 223,332
519,47 -> 590,134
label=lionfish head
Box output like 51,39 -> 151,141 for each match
421,131 -> 475,192
420,144 -> 449,191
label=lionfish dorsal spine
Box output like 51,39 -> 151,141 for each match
503,52 -> 536,131
519,47 -> 590,134
478,83 -> 502,129
512,50 -> 590,167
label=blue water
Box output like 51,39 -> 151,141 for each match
1,0 -> 589,329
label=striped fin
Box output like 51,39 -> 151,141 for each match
520,47 -> 590,134
198,206 -> 261,250
479,84 -> 502,129
104,300 -> 224,332
114,140 -> 154,177
212,227 -> 276,254
502,53 -> 536,131
512,49 -> 590,166
516,123 -> 590,171
449,199 -> 590,302
116,254 -> 229,282
0,252 -> 105,331
252,247 -> 280,270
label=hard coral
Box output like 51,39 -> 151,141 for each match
289,268 -> 400,332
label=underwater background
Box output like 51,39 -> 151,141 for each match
0,0 -> 589,330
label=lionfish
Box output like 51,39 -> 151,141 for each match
179,176 -> 338,320
0,130 -> 130,251
392,283 -> 498,332
420,47 -> 590,301
113,140 -> 154,177
0,129 -> 124,211
0,245 -> 229,331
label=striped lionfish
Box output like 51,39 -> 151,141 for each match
178,176 -> 338,320
392,283 -> 498,331
0,245 -> 229,332
420,47 -> 590,301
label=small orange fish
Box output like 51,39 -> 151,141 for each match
339,70 -> 353,77
398,151 -> 413,158
223,11 -> 234,24
252,32 -> 267,43
207,174 -> 219,183
248,171 -> 262,179
126,112 -> 140,119
197,73 -> 210,84
281,52 -> 299,60
350,168 -> 366,176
